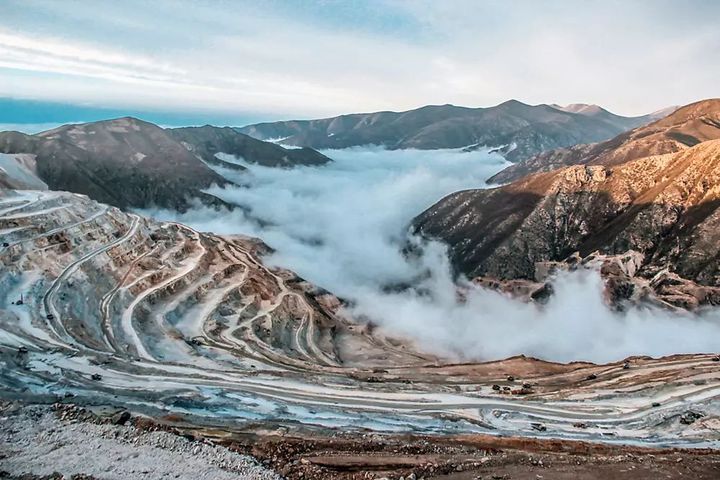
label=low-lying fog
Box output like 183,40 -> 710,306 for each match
141,147 -> 720,364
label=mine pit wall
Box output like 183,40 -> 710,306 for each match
0,191 -> 374,372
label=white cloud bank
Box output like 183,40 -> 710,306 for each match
141,147 -> 720,364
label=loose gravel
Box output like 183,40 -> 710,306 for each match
0,405 -> 280,480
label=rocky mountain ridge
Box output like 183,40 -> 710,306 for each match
490,99 -> 720,183
413,132 -> 720,309
239,100 -> 664,162
0,117 -> 329,211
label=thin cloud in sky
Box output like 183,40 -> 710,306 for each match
0,31 -> 196,89
0,0 -> 718,118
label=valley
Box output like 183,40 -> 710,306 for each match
1,101 -> 719,480
3,2 -> 720,478
1,186 -> 719,478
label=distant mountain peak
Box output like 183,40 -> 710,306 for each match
35,116 -> 160,138
647,105 -> 679,121
655,98 -> 720,124
496,99 -> 531,108
489,98 -> 720,184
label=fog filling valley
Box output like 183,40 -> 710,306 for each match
141,147 -> 720,364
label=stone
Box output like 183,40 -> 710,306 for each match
111,410 -> 131,426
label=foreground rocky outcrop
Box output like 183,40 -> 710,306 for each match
414,137 -> 720,309
490,98 -> 720,184
471,250 -> 720,311
0,118 -> 330,211
239,100 -> 662,162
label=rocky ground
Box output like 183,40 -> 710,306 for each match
0,402 -> 279,480
237,433 -> 720,480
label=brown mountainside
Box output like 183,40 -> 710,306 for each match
239,100 -> 661,163
0,118 -> 330,211
414,137 -> 720,307
489,99 -> 720,184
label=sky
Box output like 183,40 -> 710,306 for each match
0,0 -> 719,125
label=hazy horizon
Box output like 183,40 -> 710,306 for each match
0,95 -> 689,135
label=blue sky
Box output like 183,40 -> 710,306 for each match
0,0 -> 718,125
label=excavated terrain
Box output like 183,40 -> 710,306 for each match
1,189 -> 720,479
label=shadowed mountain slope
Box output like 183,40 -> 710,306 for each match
239,100 -> 661,162
0,118 -> 330,210
413,137 -> 720,306
168,125 -> 331,168
0,118 -> 226,211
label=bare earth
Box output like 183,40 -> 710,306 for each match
2,402 -> 720,480
0,404 -> 278,480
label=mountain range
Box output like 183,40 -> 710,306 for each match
413,99 -> 720,309
4,98 -> 716,308
3,98 -> 720,475
239,100 -> 668,162
0,101 -> 666,212
0,118 -> 330,210
490,100 -> 719,183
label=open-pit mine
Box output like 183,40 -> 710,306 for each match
1,188 -> 720,479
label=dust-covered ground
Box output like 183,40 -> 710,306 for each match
0,403 -> 279,480
198,426 -> 720,480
